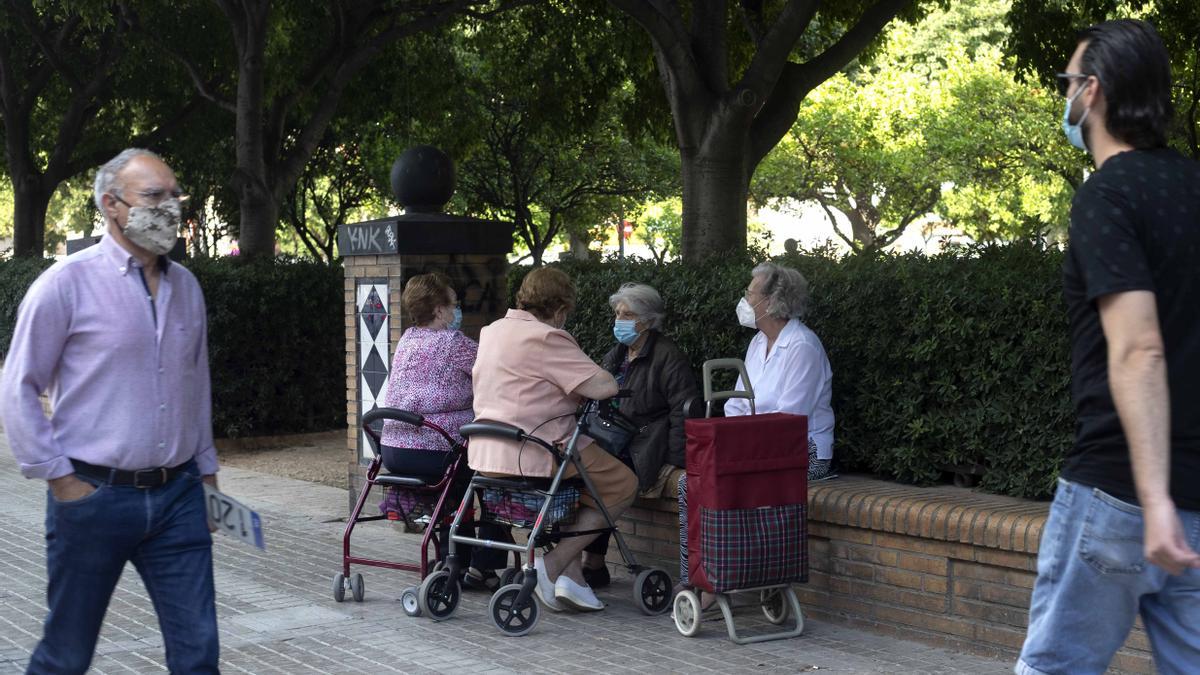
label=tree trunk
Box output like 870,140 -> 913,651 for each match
10,174 -> 50,258
237,193 -> 278,257
680,147 -> 750,259
229,4 -> 276,260
568,231 -> 590,260
846,207 -> 877,250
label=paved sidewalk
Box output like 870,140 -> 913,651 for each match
0,443 -> 1013,674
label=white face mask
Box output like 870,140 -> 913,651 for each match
736,297 -> 760,329
123,198 -> 181,256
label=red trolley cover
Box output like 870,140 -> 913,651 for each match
685,412 -> 808,591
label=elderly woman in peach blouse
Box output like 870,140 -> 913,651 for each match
469,267 -> 638,613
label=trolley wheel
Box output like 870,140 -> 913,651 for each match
400,587 -> 421,617
673,590 -> 702,637
760,588 -> 789,625
418,570 -> 461,621
633,569 -> 672,615
432,560 -> 446,573
332,573 -> 346,603
499,567 -> 520,587
488,584 -> 540,637
350,573 -> 365,602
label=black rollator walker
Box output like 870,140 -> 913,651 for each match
413,397 -> 674,636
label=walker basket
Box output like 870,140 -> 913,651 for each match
480,485 -> 579,528
378,485 -> 439,524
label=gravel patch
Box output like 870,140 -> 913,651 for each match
216,430 -> 348,488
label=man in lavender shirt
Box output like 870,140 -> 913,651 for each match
0,149 -> 220,674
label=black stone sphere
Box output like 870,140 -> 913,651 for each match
390,145 -> 455,213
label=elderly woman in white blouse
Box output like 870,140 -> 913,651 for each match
724,261 -> 835,477
677,261 -> 835,597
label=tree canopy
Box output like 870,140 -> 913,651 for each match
752,0 -> 1088,252
6,0 -> 1194,261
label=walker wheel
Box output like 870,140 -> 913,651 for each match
401,587 -> 421,617
673,590 -> 702,637
760,588 -> 788,625
418,570 -> 461,621
350,573 -> 365,602
332,573 -> 346,603
633,569 -> 672,615
489,584 -> 540,637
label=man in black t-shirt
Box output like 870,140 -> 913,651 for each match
1017,20 -> 1200,675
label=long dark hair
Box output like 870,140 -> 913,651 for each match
1077,19 -> 1173,149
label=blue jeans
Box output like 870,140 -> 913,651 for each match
27,462 -> 219,675
1017,479 -> 1200,675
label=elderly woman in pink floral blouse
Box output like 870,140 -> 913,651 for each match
380,272 -> 509,588
381,272 -> 475,460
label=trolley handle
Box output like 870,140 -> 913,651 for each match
460,420 -> 563,461
363,406 -> 424,428
361,407 -> 459,458
701,358 -> 755,417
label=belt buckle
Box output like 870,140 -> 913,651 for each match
133,467 -> 168,489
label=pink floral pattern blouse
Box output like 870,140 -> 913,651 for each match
380,327 -> 477,451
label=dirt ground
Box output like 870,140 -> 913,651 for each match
216,430 -> 348,488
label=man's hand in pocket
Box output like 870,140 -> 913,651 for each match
48,474 -> 96,502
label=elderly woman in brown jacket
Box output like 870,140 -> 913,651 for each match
581,282 -> 699,589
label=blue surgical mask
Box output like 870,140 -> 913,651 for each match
613,319 -> 641,346
1061,84 -> 1091,152
448,306 -> 462,331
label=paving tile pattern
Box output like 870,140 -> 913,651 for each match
0,435 -> 1014,674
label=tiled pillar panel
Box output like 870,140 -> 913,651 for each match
339,215 -> 513,511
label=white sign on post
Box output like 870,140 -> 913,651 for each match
204,484 -> 265,550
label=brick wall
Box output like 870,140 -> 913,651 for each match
614,474 -> 1154,674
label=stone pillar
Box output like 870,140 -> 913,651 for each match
340,216 -> 512,510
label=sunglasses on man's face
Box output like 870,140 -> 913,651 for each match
1055,72 -> 1090,97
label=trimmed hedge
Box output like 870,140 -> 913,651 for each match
186,257 -> 345,437
0,257 -> 54,352
0,255 -> 345,438
511,243 -> 1072,500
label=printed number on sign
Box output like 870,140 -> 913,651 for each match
203,484 -> 266,549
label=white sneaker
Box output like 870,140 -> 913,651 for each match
532,559 -> 563,612
554,575 -> 604,612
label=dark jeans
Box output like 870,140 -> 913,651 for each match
383,446 -> 512,571
28,461 -> 218,675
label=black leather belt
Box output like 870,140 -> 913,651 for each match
70,459 -> 187,488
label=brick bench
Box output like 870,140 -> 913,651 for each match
614,473 -> 1153,673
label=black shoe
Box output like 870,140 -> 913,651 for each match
461,567 -> 500,592
581,565 -> 611,589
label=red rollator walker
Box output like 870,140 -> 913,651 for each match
673,359 -> 809,644
333,406 -> 520,615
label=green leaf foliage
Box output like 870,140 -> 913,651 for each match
753,1 -> 1088,252
0,255 -> 345,438
510,242 -> 1072,499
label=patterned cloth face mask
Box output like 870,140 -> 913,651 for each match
123,198 -> 181,256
